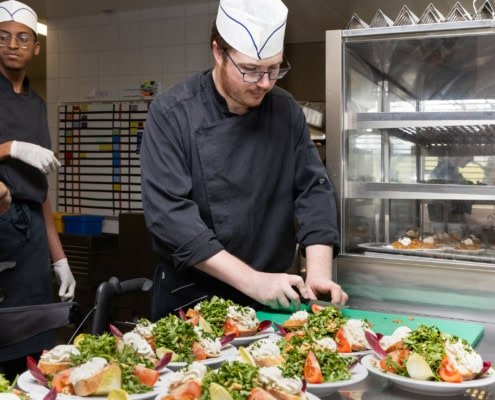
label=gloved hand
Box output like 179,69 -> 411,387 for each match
10,140 -> 61,174
53,258 -> 76,302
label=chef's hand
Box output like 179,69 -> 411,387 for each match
10,140 -> 61,174
305,273 -> 348,305
0,181 -> 11,215
53,258 -> 76,301
247,272 -> 310,310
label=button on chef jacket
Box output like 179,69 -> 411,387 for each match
140,70 -> 340,316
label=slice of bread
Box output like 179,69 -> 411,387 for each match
38,360 -> 72,376
282,319 -> 307,330
237,326 -> 259,337
72,363 -> 121,397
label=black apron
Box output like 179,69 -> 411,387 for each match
0,200 -> 55,360
151,108 -> 295,319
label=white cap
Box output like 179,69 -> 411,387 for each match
0,0 -> 38,35
216,0 -> 288,60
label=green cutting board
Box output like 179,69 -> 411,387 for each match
256,307 -> 485,347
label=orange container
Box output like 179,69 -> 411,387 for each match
53,212 -> 71,233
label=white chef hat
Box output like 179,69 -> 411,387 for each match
216,0 -> 288,60
0,0 -> 38,35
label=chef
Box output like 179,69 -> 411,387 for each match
140,0 -> 347,319
0,0 -> 76,379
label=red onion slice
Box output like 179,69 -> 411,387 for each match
26,355 -> 47,385
365,330 -> 387,358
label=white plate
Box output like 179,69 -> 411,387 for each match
231,327 -> 275,347
306,363 -> 368,396
17,370 -> 167,400
154,372 -> 322,400
361,354 -> 495,396
166,345 -> 237,371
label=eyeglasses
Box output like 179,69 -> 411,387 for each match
224,50 -> 291,83
0,31 -> 36,49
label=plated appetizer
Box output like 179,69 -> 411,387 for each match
279,305 -> 374,354
186,296 -> 271,338
29,332 -> 162,397
1,373 -> 56,400
365,324 -> 493,383
159,360 -> 308,400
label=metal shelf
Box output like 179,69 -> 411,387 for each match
350,111 -> 495,129
346,181 -> 495,200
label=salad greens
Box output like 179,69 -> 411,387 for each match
277,331 -> 352,381
0,374 -> 11,392
72,332 -> 117,363
72,332 -> 154,394
306,306 -> 346,339
200,361 -> 261,400
195,296 -> 235,338
153,314 -> 198,363
403,324 -> 446,378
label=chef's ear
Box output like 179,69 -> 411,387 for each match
212,41 -> 225,65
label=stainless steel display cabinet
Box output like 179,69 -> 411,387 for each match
326,21 -> 495,323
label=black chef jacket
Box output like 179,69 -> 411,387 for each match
0,73 -> 54,360
0,73 -> 50,203
140,70 -> 339,318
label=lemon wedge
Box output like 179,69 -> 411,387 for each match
406,353 -> 434,381
237,346 -> 256,366
209,383 -> 234,400
107,389 -> 129,400
73,333 -> 90,347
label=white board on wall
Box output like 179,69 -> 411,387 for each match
57,101 -> 150,218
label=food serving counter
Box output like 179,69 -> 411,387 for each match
324,9 -> 495,398
325,14 -> 495,332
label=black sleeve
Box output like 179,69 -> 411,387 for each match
291,103 -> 340,254
140,100 -> 223,270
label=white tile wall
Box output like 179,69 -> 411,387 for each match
119,49 -> 141,75
59,53 -> 78,78
163,45 -> 185,73
78,52 -> 98,77
163,18 -> 185,46
141,47 -> 164,74
46,1 -> 217,214
141,20 -> 163,48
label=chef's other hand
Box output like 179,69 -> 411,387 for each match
10,140 -> 61,174
248,272 -> 309,310
53,258 -> 76,301
0,181 -> 11,215
305,276 -> 348,305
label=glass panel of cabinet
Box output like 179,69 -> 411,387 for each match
327,24 -> 495,264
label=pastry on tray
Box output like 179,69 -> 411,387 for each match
391,235 -> 440,250
391,236 -> 421,249
454,235 -> 481,250
404,226 -> 421,239
433,230 -> 450,244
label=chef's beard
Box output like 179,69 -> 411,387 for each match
219,64 -> 269,111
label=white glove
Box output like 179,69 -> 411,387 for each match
53,258 -> 76,302
10,140 -> 61,174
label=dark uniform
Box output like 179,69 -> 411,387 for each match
0,73 -> 55,362
140,70 -> 339,319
